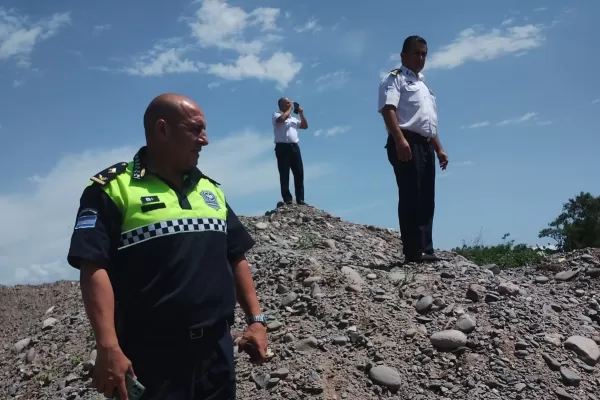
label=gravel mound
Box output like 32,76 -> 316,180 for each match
2,204 -> 600,400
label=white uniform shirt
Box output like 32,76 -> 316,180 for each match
272,112 -> 301,144
377,65 -> 438,138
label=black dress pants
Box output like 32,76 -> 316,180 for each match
118,319 -> 236,400
386,131 -> 436,259
274,142 -> 304,203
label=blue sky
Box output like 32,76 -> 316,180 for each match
0,0 -> 598,285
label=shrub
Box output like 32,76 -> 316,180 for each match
452,233 -> 552,269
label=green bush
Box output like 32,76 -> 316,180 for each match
451,233 -> 552,269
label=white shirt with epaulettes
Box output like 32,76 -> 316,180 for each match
377,65 -> 438,138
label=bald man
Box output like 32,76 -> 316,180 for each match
67,93 -> 268,400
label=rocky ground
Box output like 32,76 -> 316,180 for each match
1,204 -> 600,400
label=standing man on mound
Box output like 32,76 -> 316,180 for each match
378,35 -> 449,263
67,93 -> 268,400
272,97 -> 309,206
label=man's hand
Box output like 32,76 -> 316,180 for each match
436,150 -> 449,170
92,344 -> 135,399
395,138 -> 412,162
237,323 -> 268,364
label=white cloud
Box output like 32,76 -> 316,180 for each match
92,24 -> 111,36
188,0 -> 281,54
592,98 -> 599,105
496,111 -> 538,125
0,7 -> 71,67
109,0 -> 302,88
315,70 -> 349,92
427,23 -> 545,70
461,121 -> 490,129
207,52 -> 302,89
461,113 -> 550,128
0,131 -> 333,286
502,18 -> 515,26
534,7 -> 548,12
122,41 -> 205,77
314,125 -> 351,137
295,17 -> 322,33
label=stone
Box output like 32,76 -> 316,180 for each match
430,330 -> 468,351
564,335 -> 600,366
367,365 -> 402,393
466,284 -> 486,302
414,295 -> 434,314
455,314 -> 476,333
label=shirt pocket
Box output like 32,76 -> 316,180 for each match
403,85 -> 422,104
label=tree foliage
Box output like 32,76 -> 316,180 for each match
539,191 -> 600,251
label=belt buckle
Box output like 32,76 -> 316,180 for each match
189,328 -> 204,340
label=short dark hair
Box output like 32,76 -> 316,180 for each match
402,35 -> 427,53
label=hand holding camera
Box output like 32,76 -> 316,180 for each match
291,101 -> 303,114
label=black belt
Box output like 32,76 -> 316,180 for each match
275,142 -> 299,146
122,318 -> 229,342
400,129 -> 432,143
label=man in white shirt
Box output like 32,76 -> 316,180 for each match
377,35 -> 449,263
272,97 -> 309,205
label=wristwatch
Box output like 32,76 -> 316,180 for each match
247,314 -> 266,326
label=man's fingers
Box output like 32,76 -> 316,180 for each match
258,345 -> 268,359
93,371 -> 105,393
117,379 -> 129,400
128,364 -> 136,380
237,337 -> 248,353
103,378 -> 116,398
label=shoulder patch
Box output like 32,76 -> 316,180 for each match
389,68 -> 401,76
90,162 -> 128,186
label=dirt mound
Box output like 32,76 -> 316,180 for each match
2,204 -> 600,399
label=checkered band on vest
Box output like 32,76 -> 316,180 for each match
119,218 -> 227,249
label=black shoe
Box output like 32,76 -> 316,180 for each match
296,200 -> 307,205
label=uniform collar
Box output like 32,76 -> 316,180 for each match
132,146 -> 203,185
401,65 -> 424,80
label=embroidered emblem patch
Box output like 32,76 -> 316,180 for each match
74,208 -> 98,230
200,190 -> 220,210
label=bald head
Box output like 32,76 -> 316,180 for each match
142,93 -> 208,172
143,93 -> 202,137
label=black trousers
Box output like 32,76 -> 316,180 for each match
386,131 -> 436,259
274,142 -> 304,203
119,319 -> 235,400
